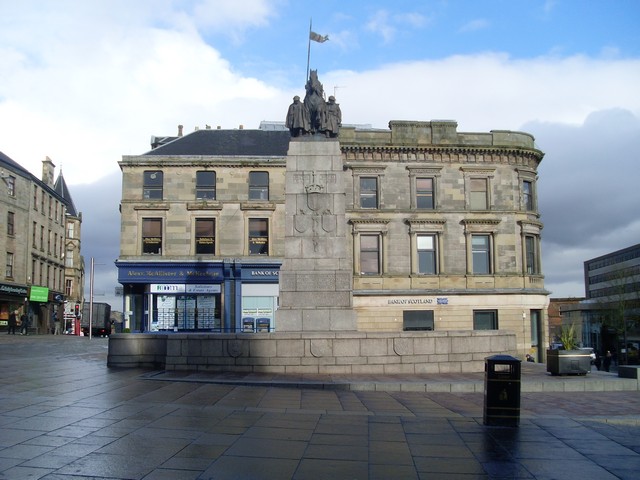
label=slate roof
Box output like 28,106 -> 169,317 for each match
144,129 -> 291,157
54,172 -> 79,217
0,150 -> 32,178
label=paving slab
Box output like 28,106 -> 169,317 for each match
0,334 -> 639,479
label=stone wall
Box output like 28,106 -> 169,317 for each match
107,330 -> 517,374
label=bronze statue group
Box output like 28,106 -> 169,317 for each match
286,70 -> 341,138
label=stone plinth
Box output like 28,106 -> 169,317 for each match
276,138 -> 356,331
107,330 -> 518,374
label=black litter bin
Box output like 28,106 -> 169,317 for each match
484,354 -> 521,427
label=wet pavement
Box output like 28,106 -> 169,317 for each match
0,334 -> 639,479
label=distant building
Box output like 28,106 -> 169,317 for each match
0,153 -> 81,333
561,243 -> 640,362
116,119 -> 548,360
53,171 -> 84,329
548,297 -> 585,344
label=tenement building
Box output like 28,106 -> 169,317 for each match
116,119 -> 548,360
1,154 -> 78,334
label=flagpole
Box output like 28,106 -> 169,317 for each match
306,18 -> 312,84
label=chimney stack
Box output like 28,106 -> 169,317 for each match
178,125 -> 183,137
41,156 -> 55,187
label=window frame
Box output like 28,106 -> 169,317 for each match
417,234 -> 438,275
249,171 -> 269,201
359,176 -> 378,209
517,168 -> 538,212
195,218 -> 216,255
461,167 -> 495,211
7,211 -> 15,236
471,234 -> 492,274
359,234 -> 381,275
403,310 -> 435,331
469,177 -> 488,210
196,171 -> 216,200
416,177 -> 435,209
142,218 -> 163,255
5,175 -> 16,196
473,310 -> 498,330
143,170 -> 164,200
5,252 -> 14,278
248,218 -> 269,255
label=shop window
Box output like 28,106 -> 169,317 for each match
472,234 -> 491,274
195,218 -> 215,254
359,177 -> 378,208
242,296 -> 276,333
249,171 -> 269,200
142,218 -> 162,254
403,310 -> 434,331
248,218 -> 269,255
143,171 -> 163,200
360,234 -> 381,274
474,310 -> 498,330
416,177 -> 434,209
196,171 -> 216,200
417,234 -> 437,274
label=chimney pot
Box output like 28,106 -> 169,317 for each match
178,125 -> 183,137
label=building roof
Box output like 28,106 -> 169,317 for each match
53,171 -> 79,217
0,151 -> 62,200
145,129 -> 291,157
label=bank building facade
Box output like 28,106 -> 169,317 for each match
116,115 -> 548,361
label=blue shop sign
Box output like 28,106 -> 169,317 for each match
241,266 -> 281,281
117,263 -> 224,283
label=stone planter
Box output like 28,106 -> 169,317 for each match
546,349 -> 591,375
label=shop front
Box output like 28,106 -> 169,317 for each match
117,261 -> 281,333
0,282 -> 28,331
239,265 -> 280,332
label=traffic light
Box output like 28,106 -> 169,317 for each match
75,304 -> 80,318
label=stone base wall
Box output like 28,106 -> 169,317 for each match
108,330 -> 517,374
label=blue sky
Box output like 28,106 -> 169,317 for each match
1,0 -> 639,308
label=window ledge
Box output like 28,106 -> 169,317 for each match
187,201 -> 223,211
241,202 -> 276,211
133,204 -> 170,211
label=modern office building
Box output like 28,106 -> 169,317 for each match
116,119 -> 548,359
562,243 -> 640,361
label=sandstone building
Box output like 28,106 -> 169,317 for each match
1,154 -> 82,333
116,120 -> 548,360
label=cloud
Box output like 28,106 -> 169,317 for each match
526,109 -> 640,297
364,9 -> 429,44
325,54 -> 640,131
